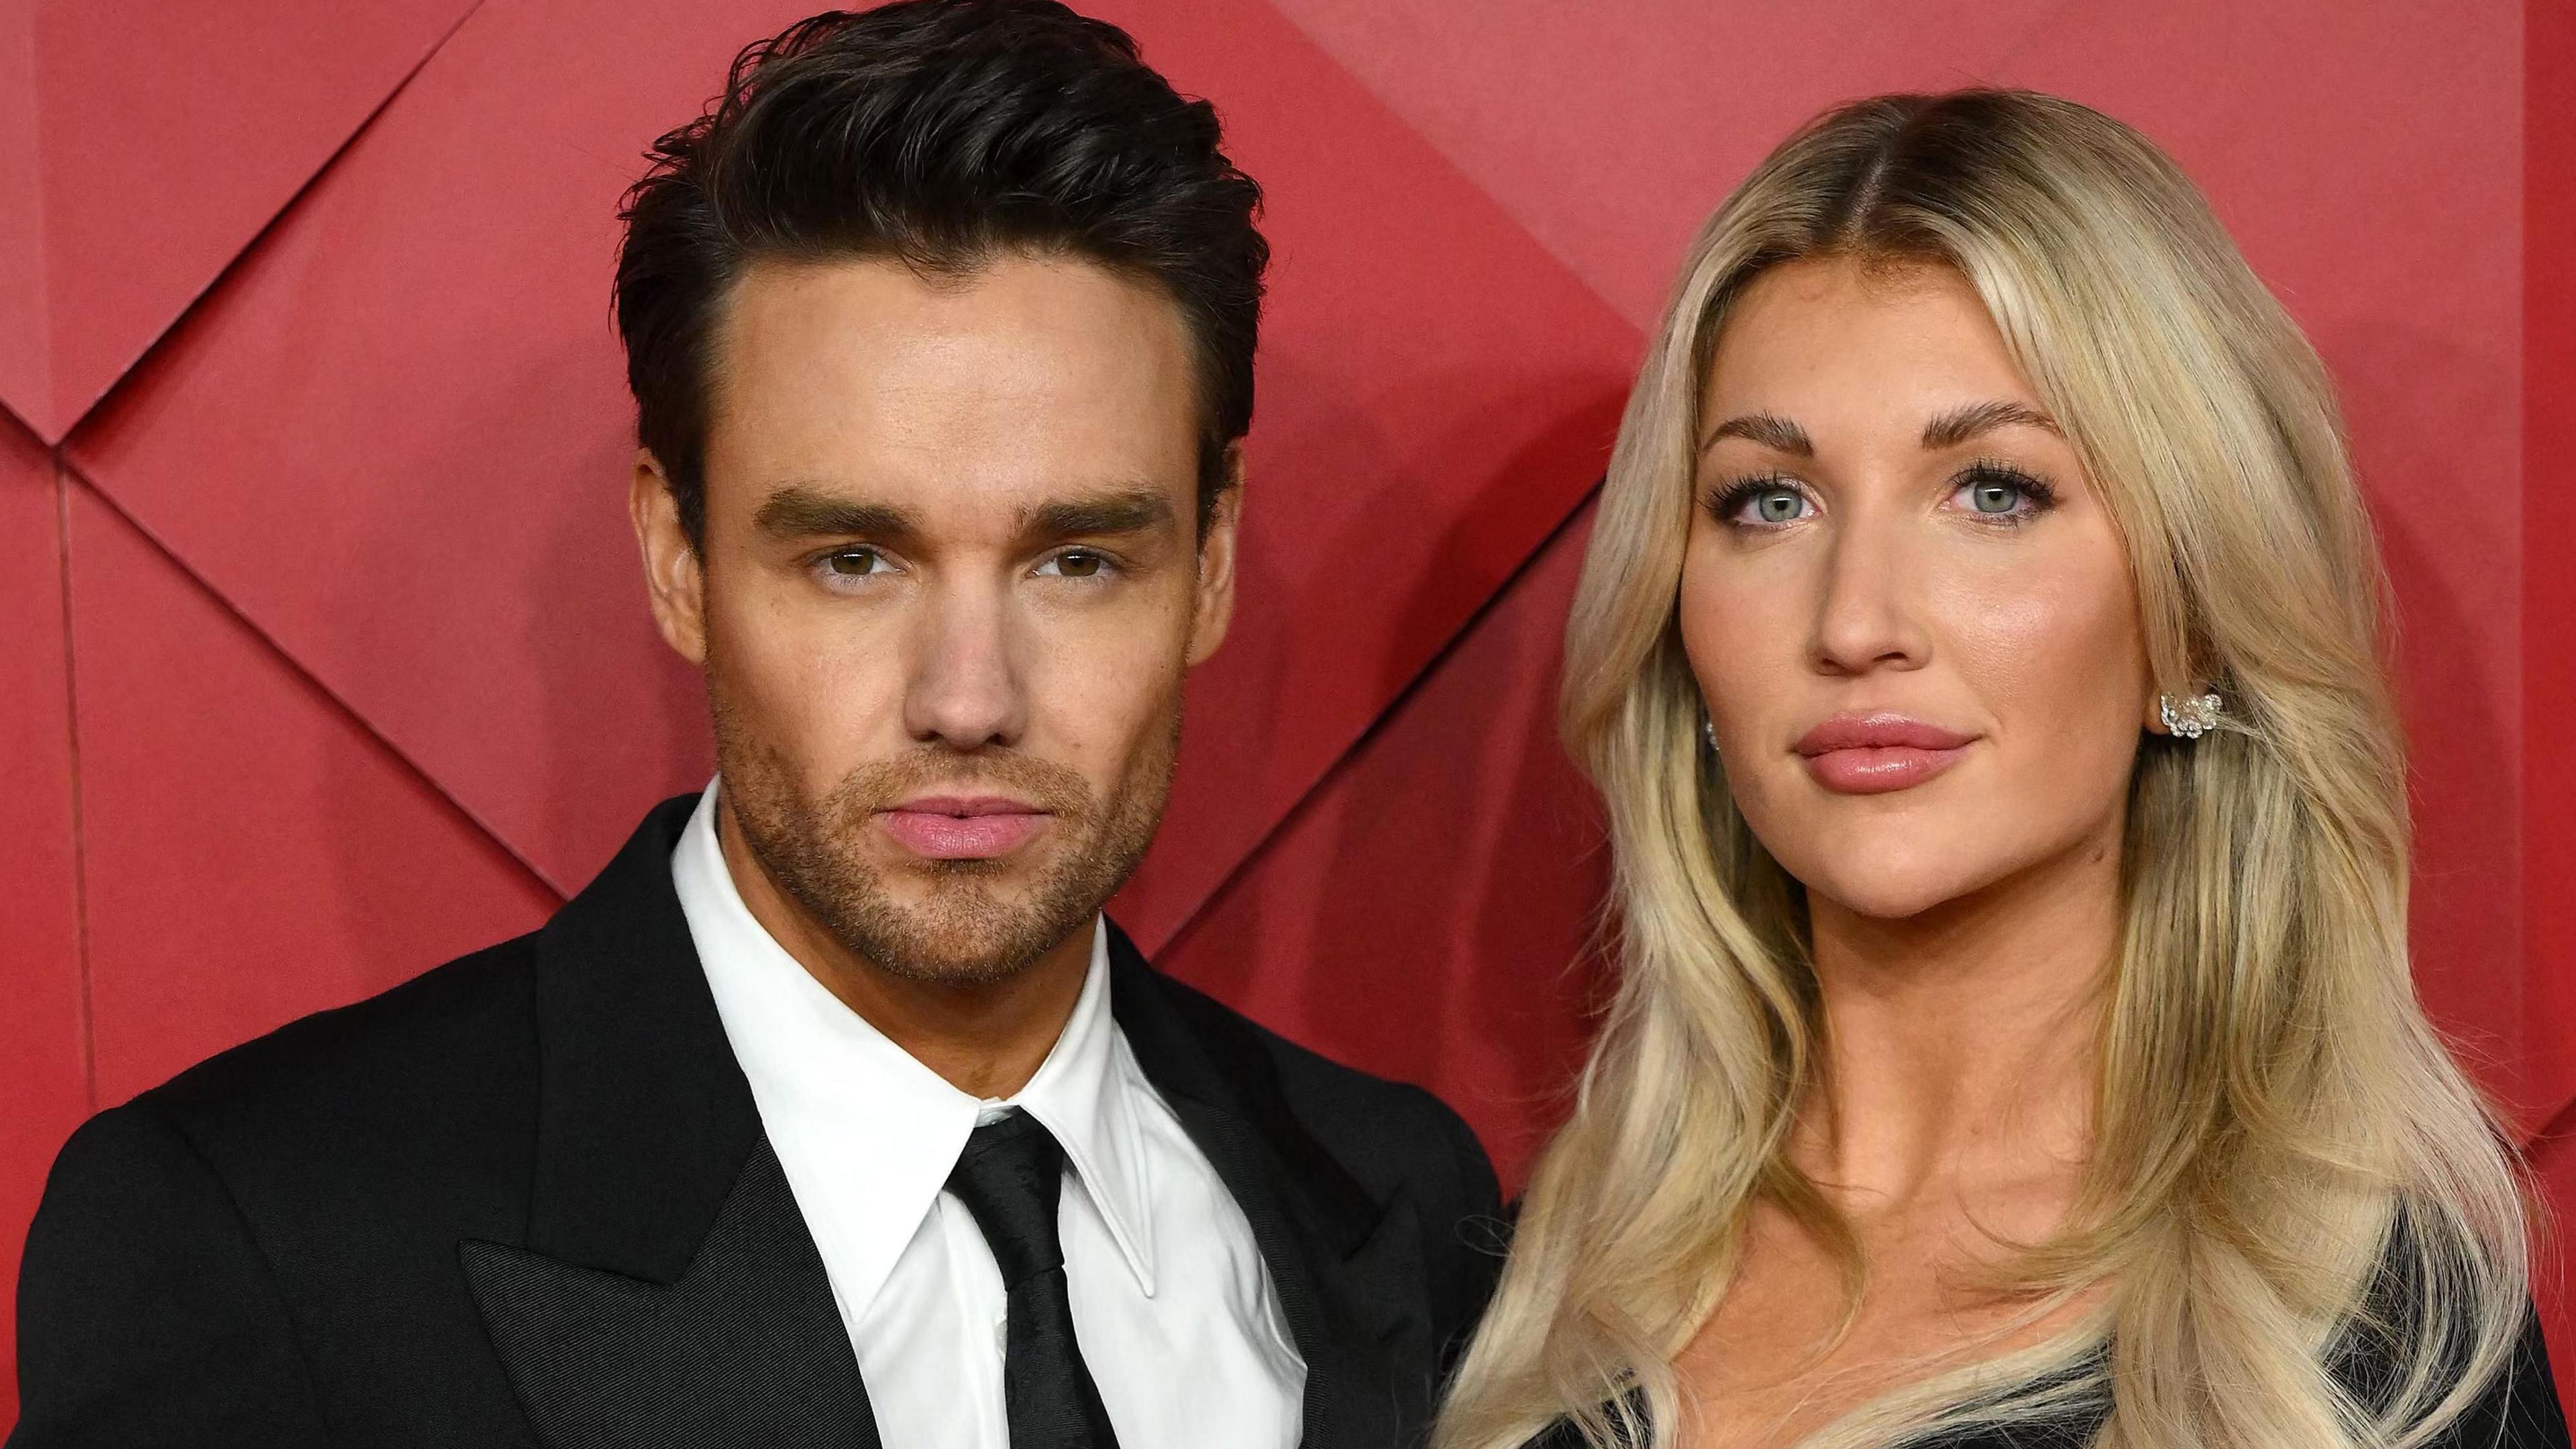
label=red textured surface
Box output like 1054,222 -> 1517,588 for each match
62,482 -> 561,1105
0,0 -> 472,441
0,0 -> 2567,1426
2527,0 -> 2576,1405
1161,507 -> 1608,1182
0,416 -> 88,1411
0,3 -> 40,439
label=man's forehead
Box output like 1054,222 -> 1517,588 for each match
702,254 -> 1201,510
712,252 -> 1195,398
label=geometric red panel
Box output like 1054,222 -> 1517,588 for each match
1269,1 -> 2518,348
2527,0 -> 2576,1148
64,480 -> 559,1107
1269,0 -> 2065,331
0,2 -> 39,441
0,0 -> 474,440
1094,0 -> 1642,950
0,417 -> 88,1423
1162,505 -> 1607,1192
2526,0 -> 2576,1395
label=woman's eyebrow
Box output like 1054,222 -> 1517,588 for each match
1699,411 -> 1814,458
1921,400 -> 2059,450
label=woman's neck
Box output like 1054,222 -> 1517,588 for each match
1798,834 -> 2121,1217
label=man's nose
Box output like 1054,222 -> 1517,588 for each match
900,578 -> 1028,749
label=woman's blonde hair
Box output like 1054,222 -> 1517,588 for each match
1436,90 -> 2531,1449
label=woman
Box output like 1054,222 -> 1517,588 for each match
1436,91 -> 2569,1449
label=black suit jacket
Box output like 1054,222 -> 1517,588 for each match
11,796 -> 1505,1448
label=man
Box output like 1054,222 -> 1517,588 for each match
8,4 -> 1502,1445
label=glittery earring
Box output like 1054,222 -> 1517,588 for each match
1704,718 -> 1719,753
2158,690 -> 2223,740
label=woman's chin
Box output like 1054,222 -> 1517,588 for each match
1790,853 -> 2017,924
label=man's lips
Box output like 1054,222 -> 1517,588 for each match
875,796 -> 1052,860
1792,713 -> 1978,796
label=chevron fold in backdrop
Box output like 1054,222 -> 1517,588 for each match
5,0 -> 2576,1422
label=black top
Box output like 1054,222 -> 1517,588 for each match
1916,1302 -> 2569,1448
1528,1300 -> 2569,1448
9,795 -> 1507,1449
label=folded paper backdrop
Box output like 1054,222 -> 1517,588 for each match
4,0 -> 2573,1421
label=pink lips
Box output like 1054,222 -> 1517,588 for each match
1792,712 -> 1978,795
876,795 -> 1050,860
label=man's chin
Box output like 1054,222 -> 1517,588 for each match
837,883 -> 1092,985
858,927 -> 1074,987
870,862 -> 1045,908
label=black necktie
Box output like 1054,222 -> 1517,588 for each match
944,1110 -> 1122,1449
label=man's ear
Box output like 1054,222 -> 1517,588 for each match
631,449 -> 708,667
1185,449 -> 1244,667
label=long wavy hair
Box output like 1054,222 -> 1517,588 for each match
1436,90 -> 2530,1449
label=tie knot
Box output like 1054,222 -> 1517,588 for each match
945,1110 -> 1070,1287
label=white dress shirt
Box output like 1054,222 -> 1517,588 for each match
671,784 -> 1305,1448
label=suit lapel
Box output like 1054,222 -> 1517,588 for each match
464,795 -> 878,1448
521,795 -> 759,1281
462,1136 -> 879,1449
1107,924 -> 1436,1449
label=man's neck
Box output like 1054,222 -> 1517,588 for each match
715,800 -> 1092,1100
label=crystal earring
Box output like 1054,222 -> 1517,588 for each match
1704,718 -> 1719,753
2159,690 -> 2223,740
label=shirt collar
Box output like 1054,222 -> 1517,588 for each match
1008,915 -> 1158,1297
671,782 -> 1159,1317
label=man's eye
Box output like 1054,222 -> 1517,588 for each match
1038,550 -> 1110,579
823,548 -> 884,577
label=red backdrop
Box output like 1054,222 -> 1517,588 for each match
1,0 -> 2568,1423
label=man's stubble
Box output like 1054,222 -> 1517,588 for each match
710,678 -> 1180,985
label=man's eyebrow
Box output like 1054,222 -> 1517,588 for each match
1921,400 -> 2060,450
1023,488 -> 1176,538
1699,412 -> 1815,458
753,485 -> 916,539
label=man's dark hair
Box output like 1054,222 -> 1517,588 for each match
614,0 -> 1267,549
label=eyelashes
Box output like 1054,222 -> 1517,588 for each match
1705,471 -> 1807,525
1703,459 -> 2060,529
1956,458 -> 2059,517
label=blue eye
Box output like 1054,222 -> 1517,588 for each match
1948,462 -> 2057,522
1752,488 -> 1807,523
1968,480 -> 2021,513
1714,478 -> 1813,527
